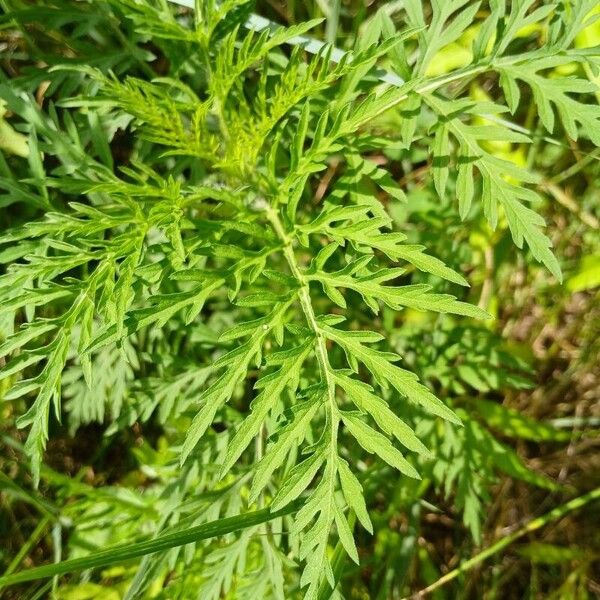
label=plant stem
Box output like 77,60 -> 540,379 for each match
265,204 -> 341,593
266,204 -> 339,453
3,515 -> 52,576
265,206 -> 335,401
403,487 -> 600,599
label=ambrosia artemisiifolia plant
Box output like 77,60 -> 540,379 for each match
1,0 -> 599,597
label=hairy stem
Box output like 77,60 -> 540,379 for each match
266,203 -> 340,588
265,206 -> 335,400
266,205 -> 339,467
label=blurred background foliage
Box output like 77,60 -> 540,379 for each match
0,0 -> 599,599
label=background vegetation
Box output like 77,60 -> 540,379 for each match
0,1 -> 599,599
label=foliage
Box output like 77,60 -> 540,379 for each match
1,0 -> 599,598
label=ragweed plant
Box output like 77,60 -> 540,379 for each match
1,0 -> 599,598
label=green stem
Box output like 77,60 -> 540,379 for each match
266,204 -> 341,592
265,205 -> 338,457
265,207 -> 336,404
3,515 -> 52,577
403,487 -> 600,599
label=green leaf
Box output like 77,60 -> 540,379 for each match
308,261 -> 488,318
15,332 -> 70,487
425,94 -> 562,280
300,205 -> 468,285
432,122 -> 450,199
499,61 -> 600,144
250,396 -> 321,501
501,194 -> 562,281
475,399 -> 571,443
322,322 -> 461,425
341,412 -> 420,478
337,458 -> 372,533
335,372 -> 430,455
0,502 -> 301,590
219,341 -> 311,476
333,504 -> 359,564
271,449 -> 326,511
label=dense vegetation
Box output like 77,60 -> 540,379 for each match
1,0 -> 599,598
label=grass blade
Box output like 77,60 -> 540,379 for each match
0,501 -> 300,589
